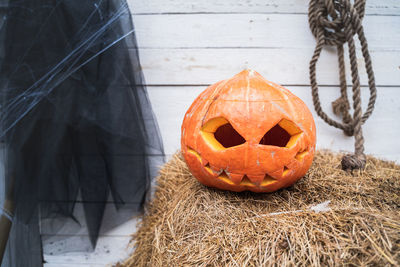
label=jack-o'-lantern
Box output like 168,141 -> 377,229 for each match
181,70 -> 316,192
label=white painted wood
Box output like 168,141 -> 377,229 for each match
138,48 -> 400,86
41,203 -> 139,265
127,0 -> 400,15
147,86 -> 400,162
132,14 -> 400,49
44,264 -> 105,266
43,235 -> 132,265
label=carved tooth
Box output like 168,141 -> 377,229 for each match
270,168 -> 283,178
246,174 -> 265,185
218,170 -> 235,185
204,163 -> 216,175
295,150 -> 308,161
187,147 -> 202,162
210,164 -> 220,173
240,175 -> 254,186
229,173 -> 244,184
219,170 -> 229,178
260,174 -> 278,186
201,157 -> 209,166
282,166 -> 290,176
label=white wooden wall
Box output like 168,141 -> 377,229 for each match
44,0 -> 400,265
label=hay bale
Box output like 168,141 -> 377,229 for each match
121,151 -> 400,266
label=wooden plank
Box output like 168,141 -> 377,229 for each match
146,86 -> 400,162
41,203 -> 139,264
127,0 -> 400,15
43,235 -> 132,265
137,48 -> 400,86
44,264 -> 105,267
132,14 -> 400,49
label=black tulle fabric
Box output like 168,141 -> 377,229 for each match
0,0 -> 164,266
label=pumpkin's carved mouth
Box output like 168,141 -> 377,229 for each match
187,147 -> 278,187
187,117 -> 308,187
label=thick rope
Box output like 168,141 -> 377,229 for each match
308,0 -> 377,171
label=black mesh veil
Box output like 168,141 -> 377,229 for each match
0,0 -> 164,266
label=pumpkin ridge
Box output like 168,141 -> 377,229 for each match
200,79 -> 230,126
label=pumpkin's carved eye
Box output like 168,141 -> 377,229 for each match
214,123 -> 246,148
259,124 -> 291,147
201,117 -> 246,150
259,119 -> 303,148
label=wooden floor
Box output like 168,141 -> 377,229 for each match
44,0 -> 400,265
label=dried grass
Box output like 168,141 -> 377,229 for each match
120,150 -> 400,266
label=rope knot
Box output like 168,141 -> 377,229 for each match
332,96 -> 349,117
309,0 -> 365,46
341,153 -> 366,171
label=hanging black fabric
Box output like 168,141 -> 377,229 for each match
0,0 -> 164,266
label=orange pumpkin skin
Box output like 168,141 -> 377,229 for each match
181,70 -> 316,193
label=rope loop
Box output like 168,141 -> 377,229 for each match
308,0 -> 377,171
309,0 -> 365,46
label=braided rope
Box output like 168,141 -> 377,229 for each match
308,0 -> 377,171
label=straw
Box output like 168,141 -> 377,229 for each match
120,150 -> 400,266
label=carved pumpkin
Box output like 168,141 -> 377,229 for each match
181,70 -> 316,192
